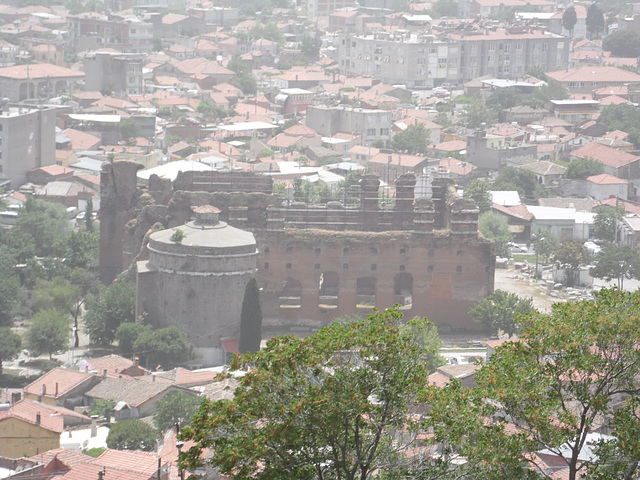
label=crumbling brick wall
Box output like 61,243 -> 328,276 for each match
99,165 -> 494,329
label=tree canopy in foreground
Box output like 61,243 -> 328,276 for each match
422,288 -> 640,480
180,307 -> 438,480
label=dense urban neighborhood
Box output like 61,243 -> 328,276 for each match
2,0 -> 640,477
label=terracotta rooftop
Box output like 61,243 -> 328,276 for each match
0,64 -> 84,80
23,367 -> 96,400
547,66 -> 640,84
571,142 -> 640,168
586,173 -> 628,185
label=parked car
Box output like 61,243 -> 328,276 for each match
508,242 -> 528,253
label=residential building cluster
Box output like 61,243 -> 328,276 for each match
2,0 -> 640,474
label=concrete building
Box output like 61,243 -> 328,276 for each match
0,64 -> 84,103
84,51 -> 144,95
305,105 -> 392,147
136,205 -> 257,366
0,105 -> 56,189
338,28 -> 569,86
466,126 -> 537,171
338,31 -> 460,88
307,0 -> 357,20
448,28 -> 570,83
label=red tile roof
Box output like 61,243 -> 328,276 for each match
23,367 -> 96,400
547,66 -> 640,84
571,142 -> 640,168
0,64 -> 84,80
587,173 -> 628,185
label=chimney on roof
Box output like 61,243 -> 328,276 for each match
42,384 -> 46,397
103,369 -> 107,378
152,375 -> 156,383
134,357 -> 139,368
35,412 -> 41,426
55,383 -> 58,397
91,415 -> 98,437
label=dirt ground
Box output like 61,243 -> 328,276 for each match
494,266 -> 556,313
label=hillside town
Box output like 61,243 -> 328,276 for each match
2,0 -> 640,477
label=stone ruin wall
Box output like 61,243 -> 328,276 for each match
100,163 -> 495,330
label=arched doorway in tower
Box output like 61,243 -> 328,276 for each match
279,277 -> 302,309
356,276 -> 376,309
394,273 -> 413,310
318,271 -> 339,309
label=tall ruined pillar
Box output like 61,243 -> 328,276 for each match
413,197 -> 435,234
359,174 -> 380,231
431,177 -> 456,230
99,160 -> 143,284
393,173 -> 416,229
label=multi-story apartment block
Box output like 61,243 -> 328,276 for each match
67,13 -> 153,53
338,31 -> 459,88
306,105 -> 392,147
447,28 -> 569,83
338,28 -> 570,86
307,0 -> 357,20
0,105 -> 56,189
85,52 -> 144,95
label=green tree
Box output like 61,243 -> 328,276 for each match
562,6 -> 578,33
423,288 -> 640,480
85,198 -> 95,233
153,391 -> 202,432
115,322 -> 150,356
106,419 -> 157,451
84,279 -> 136,345
464,99 -> 498,129
31,277 -> 78,316
529,80 -> 570,107
400,316 -> 446,373
592,205 -> 623,243
232,73 -> 258,96
180,307 -> 432,480
0,247 -> 19,327
492,166 -> 544,200
586,4 -> 605,38
468,289 -> 534,337
478,211 -> 512,258
603,30 -> 640,58
589,243 -> 640,289
118,118 -> 140,141
239,277 -> 263,354
133,326 -> 195,369
228,56 -> 252,76
532,229 -> 560,262
25,309 -> 69,360
463,179 -> 492,213
486,88 -> 522,122
301,34 -> 321,59
390,124 -> 430,154
566,157 -> 605,179
432,0 -> 457,17
553,241 -> 592,286
0,327 -> 21,375
8,198 -> 71,261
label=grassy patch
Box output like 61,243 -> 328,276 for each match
512,253 -> 536,263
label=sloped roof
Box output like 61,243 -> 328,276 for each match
84,377 -> 184,407
23,367 -> 96,399
547,66 -> 640,84
587,173 -> 628,185
571,141 -> 640,168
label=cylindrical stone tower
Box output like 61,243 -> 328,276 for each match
136,205 -> 257,366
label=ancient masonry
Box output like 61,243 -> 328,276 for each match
100,161 -> 495,349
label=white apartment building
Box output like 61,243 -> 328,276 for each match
338,31 -> 459,88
